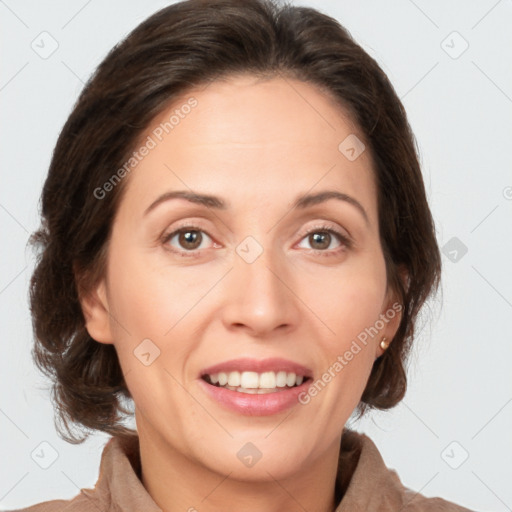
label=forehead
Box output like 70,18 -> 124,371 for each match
150,74 -> 366,155
119,75 -> 378,223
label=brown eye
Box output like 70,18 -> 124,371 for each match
178,230 -> 203,250
296,224 -> 352,256
162,226 -> 214,256
309,232 -> 332,250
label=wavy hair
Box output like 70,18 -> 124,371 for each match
29,0 -> 441,442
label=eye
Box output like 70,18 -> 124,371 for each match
296,224 -> 352,255
161,222 -> 352,259
162,225 -> 216,258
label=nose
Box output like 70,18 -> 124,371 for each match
221,243 -> 301,338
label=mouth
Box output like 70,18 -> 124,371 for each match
198,358 -> 313,416
201,370 -> 309,394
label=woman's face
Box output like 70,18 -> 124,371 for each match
84,74 -> 401,480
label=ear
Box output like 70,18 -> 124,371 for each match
375,266 -> 408,358
78,278 -> 114,345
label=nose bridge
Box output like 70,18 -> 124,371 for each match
223,234 -> 299,334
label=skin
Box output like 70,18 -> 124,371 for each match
82,74 -> 402,512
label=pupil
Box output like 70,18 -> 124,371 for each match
311,232 -> 329,250
180,230 -> 201,249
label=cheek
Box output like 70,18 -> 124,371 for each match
106,245 -> 199,336
103,250 -> 194,414
107,233 -> 388,353
297,252 -> 386,411
299,253 -> 387,345
104,245 -> 213,383
330,281 -> 386,345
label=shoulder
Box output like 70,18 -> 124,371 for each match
8,438 -> 117,512
8,434 -> 146,512
337,429 -> 476,512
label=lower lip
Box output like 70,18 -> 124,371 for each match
198,379 -> 311,416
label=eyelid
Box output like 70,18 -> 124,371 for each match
161,219 -> 354,257
296,221 -> 351,242
160,221 -> 217,255
295,222 -> 353,252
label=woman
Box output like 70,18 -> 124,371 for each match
15,0 -> 475,510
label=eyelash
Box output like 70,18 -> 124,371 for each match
161,223 -> 352,259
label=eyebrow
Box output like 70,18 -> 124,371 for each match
144,189 -> 369,225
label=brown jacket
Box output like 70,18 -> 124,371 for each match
10,429 -> 475,511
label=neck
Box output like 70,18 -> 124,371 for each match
137,420 -> 341,512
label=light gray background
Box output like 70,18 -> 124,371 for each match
1,0 -> 511,510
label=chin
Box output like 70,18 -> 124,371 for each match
189,430 -> 322,482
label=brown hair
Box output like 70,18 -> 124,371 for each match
29,0 -> 441,443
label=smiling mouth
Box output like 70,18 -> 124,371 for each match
202,370 -> 310,394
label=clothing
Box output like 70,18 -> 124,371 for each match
11,429 -> 475,511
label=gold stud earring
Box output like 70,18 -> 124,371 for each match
379,337 -> 389,351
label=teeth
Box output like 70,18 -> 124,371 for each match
206,371 -> 306,390
227,371 -> 240,387
259,371 -> 276,388
240,371 -> 259,388
234,387 -> 280,394
286,372 -> 296,387
276,371 -> 287,387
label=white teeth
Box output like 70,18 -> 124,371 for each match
276,371 -> 287,387
227,371 -> 240,387
206,370 -> 306,391
240,371 -> 259,389
259,371 -> 276,388
236,387 -> 257,394
234,386 -> 280,394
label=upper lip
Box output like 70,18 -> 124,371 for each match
200,358 -> 313,378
